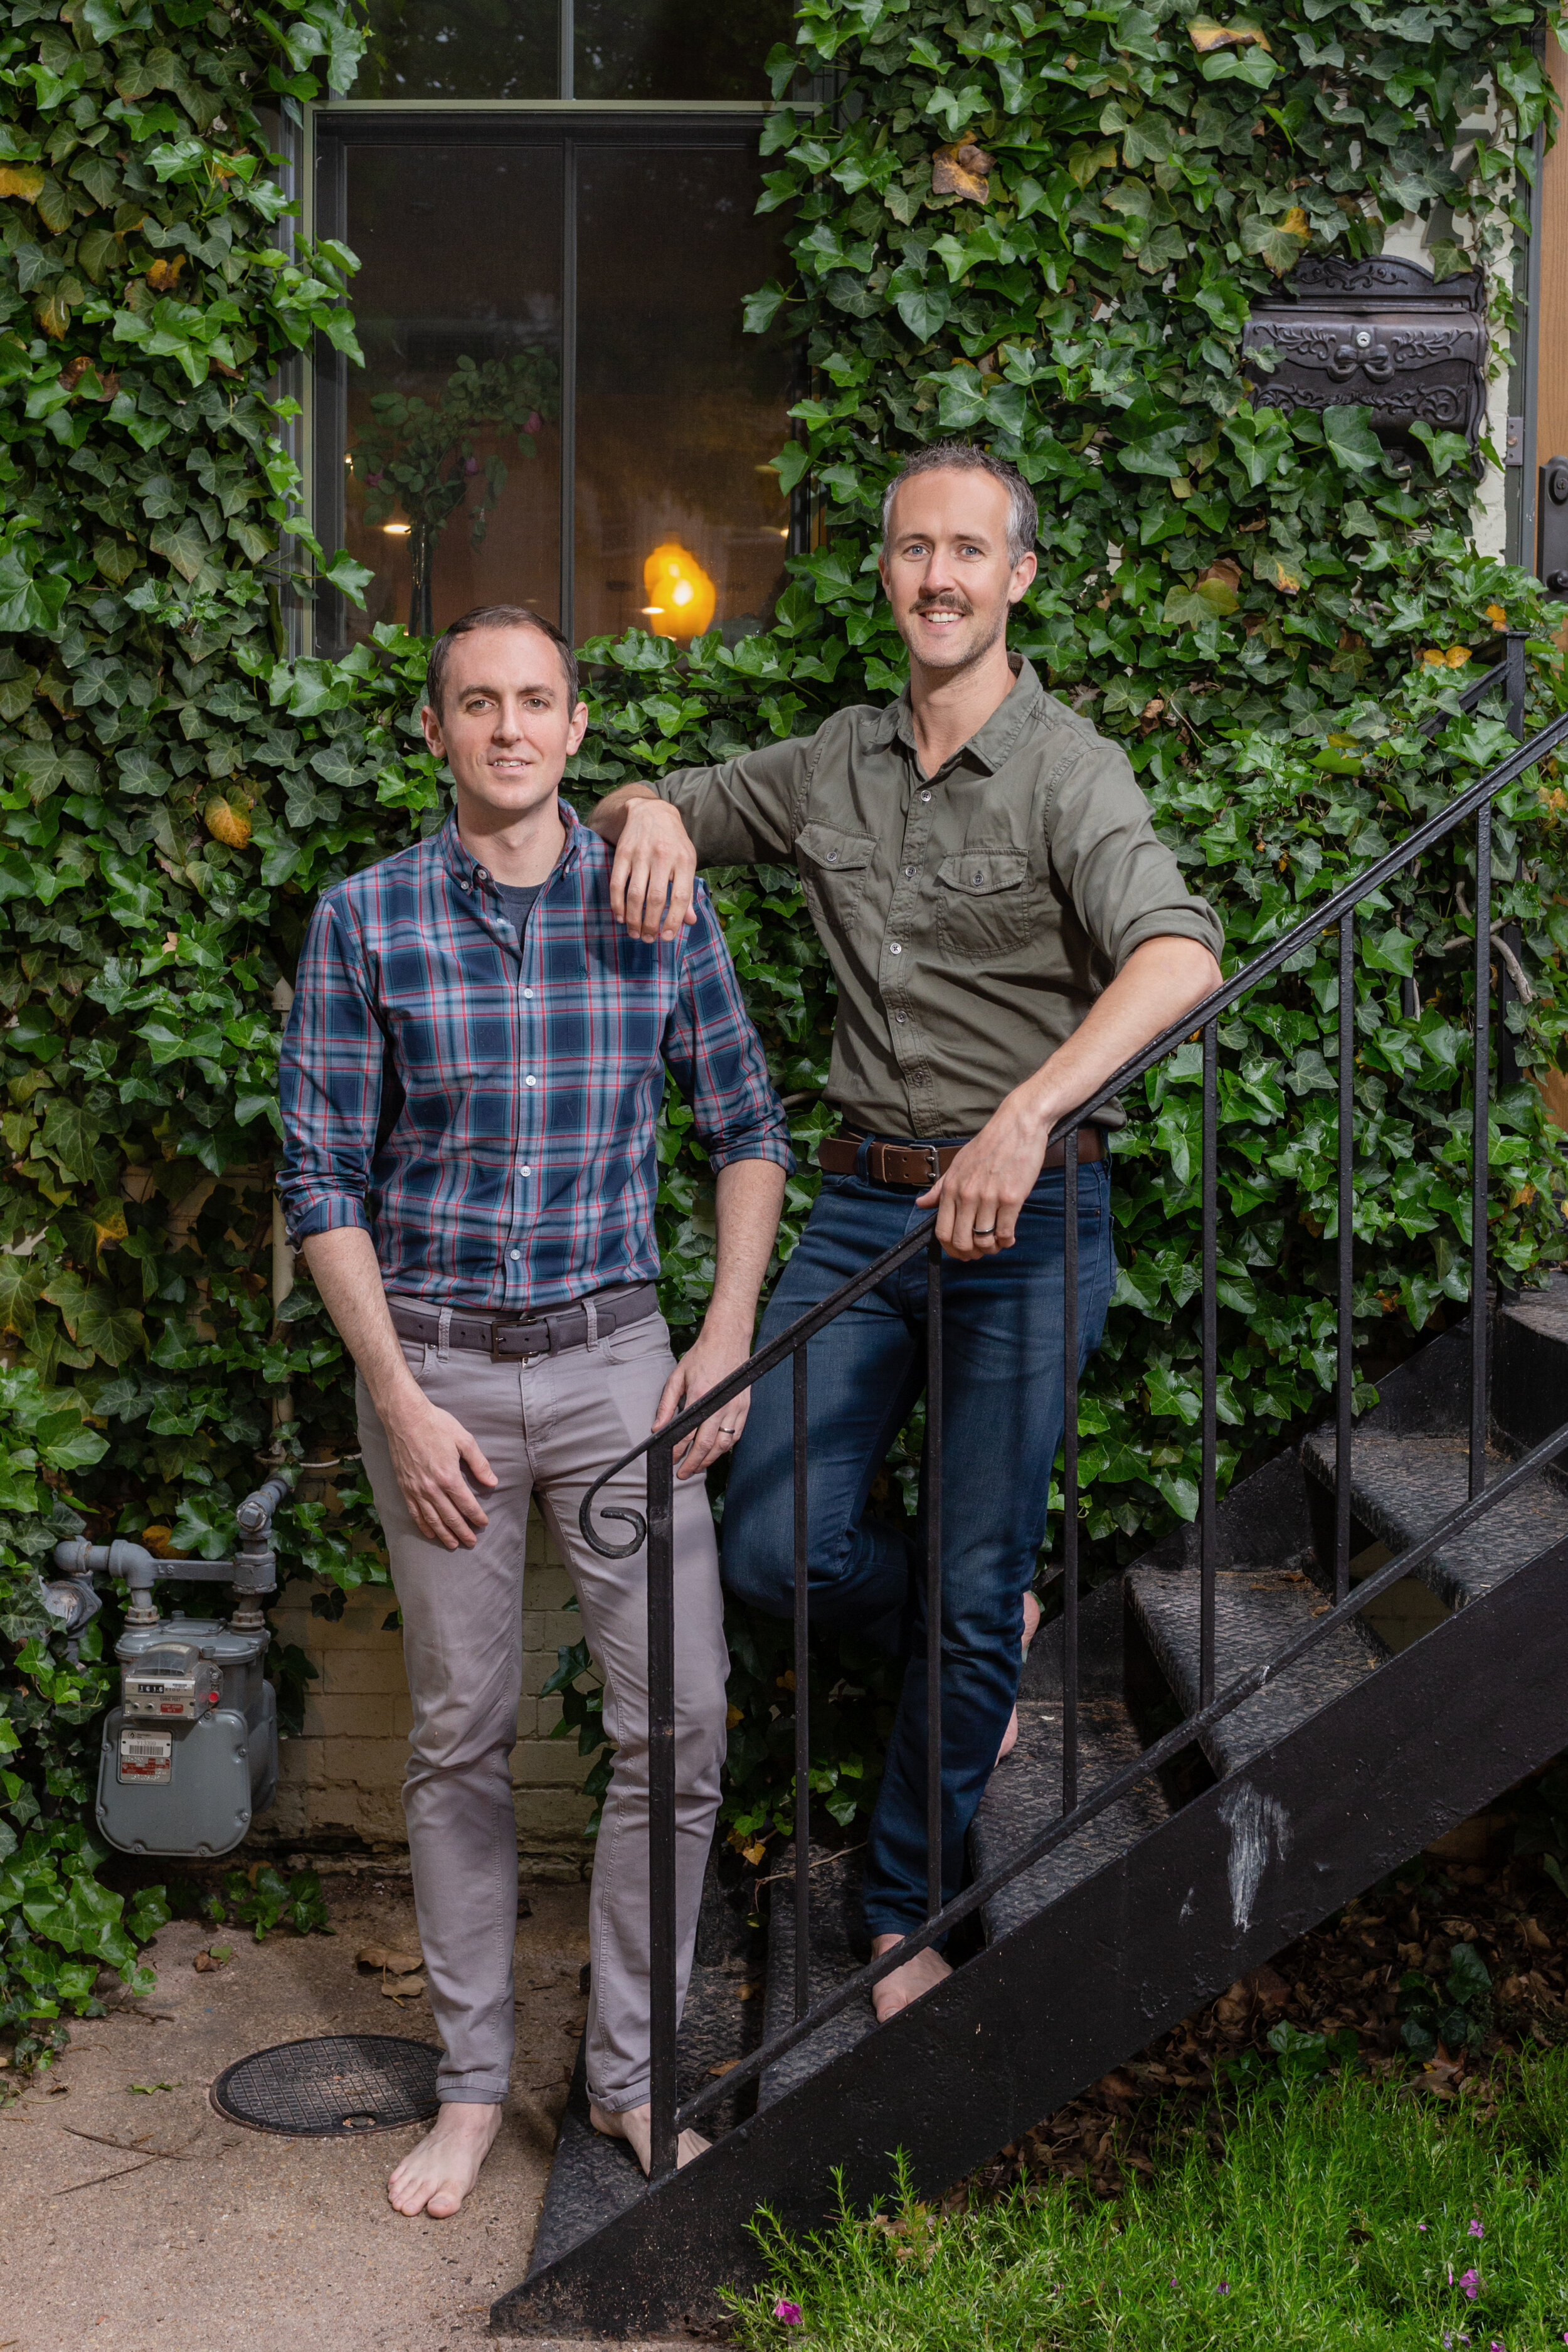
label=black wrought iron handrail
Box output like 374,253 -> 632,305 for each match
579,634 -> 1568,2180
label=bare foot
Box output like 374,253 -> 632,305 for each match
996,1587 -> 1043,1764
387,2100 -> 501,2217
589,2099 -> 709,2173
871,1932 -> 953,2024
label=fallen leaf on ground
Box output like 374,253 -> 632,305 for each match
358,1943 -> 423,1974
381,1975 -> 426,2001
709,2059 -> 741,2077
128,2082 -> 179,2094
192,1947 -> 231,1973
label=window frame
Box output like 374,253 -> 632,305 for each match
299,89 -> 803,657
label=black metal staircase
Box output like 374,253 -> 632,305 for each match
491,654 -> 1568,2338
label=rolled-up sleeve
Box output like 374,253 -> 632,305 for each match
1046,738 -> 1225,972
277,891 -> 384,1246
662,886 -> 793,1174
655,733 -> 812,865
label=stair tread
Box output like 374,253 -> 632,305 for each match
971,1691 -> 1170,1942
1302,1428 -> 1568,1608
526,1947 -> 761,2276
759,1842 -> 874,2110
1126,1564 -> 1382,1774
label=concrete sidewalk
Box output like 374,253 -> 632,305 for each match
0,1872 -> 671,2352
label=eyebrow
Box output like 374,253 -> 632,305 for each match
454,679 -> 559,699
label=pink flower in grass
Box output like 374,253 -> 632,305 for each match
1460,2270 -> 1481,2302
1469,2220 -> 1485,2238
773,2301 -> 803,2326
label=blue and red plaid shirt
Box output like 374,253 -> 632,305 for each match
278,807 -> 791,1310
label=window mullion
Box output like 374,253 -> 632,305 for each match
560,135 -> 578,641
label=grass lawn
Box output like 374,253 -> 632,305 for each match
728,2049 -> 1568,2349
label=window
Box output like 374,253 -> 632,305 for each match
310,5 -> 797,654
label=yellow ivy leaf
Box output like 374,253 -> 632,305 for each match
1280,206 -> 1309,237
0,164 -> 43,201
1187,18 -> 1273,52
742,1841 -> 766,1865
204,796 -> 252,848
1420,647 -> 1446,665
1485,601 -> 1507,628
725,1704 -> 744,1729
34,289 -> 73,340
1444,646 -> 1471,667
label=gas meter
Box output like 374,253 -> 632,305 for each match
43,1472 -> 292,1860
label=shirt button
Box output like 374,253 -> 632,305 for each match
895,1013 -> 908,1025
509,1248 -> 519,1259
920,790 -> 932,803
903,865 -> 916,879
972,869 -> 984,884
524,1074 -> 537,1087
826,849 -> 839,862
521,1165 -> 531,1176
522,987 -> 534,999
889,943 -> 902,955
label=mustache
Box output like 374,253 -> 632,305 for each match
913,597 -> 972,615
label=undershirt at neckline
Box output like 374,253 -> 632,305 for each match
495,881 -> 543,940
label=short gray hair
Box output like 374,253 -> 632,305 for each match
881,440 -> 1038,568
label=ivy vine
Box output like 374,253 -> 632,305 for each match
2,0 -> 1568,2075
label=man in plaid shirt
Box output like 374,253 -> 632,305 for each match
279,603 -> 790,2218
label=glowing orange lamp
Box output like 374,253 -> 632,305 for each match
641,541 -> 716,640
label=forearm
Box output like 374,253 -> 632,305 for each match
300,1226 -> 419,1422
702,1158 -> 787,1345
588,781 -> 661,844
1015,935 -> 1221,1136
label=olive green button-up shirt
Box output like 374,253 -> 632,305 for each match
654,656 -> 1222,1140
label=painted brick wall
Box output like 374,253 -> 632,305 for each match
257,1501 -> 594,1877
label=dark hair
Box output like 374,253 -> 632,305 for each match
424,603 -> 580,718
881,440 -> 1039,567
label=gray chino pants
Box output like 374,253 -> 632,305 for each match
356,1308 -> 729,2112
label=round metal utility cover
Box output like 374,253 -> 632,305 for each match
211,2033 -> 439,2136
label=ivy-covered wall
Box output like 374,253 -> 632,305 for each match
1,0 -> 1567,2069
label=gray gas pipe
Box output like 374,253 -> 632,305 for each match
46,1472 -> 292,1859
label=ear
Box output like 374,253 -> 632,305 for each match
1007,548 -> 1039,607
566,699 -> 590,758
420,701 -> 444,758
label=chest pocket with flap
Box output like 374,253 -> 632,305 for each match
796,822 -> 877,936
935,850 -> 1033,956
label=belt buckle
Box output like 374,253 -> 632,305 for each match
923,1144 -> 942,1184
491,1319 -> 545,1363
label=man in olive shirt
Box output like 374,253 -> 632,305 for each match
593,442 -> 1222,2018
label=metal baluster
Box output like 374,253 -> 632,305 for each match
645,1436 -> 678,2183
1335,914 -> 1354,1604
1199,1027 -> 1217,1708
925,1241 -> 943,1922
1471,802 -> 1491,1502
1062,1128 -> 1079,1815
792,1348 -> 810,2022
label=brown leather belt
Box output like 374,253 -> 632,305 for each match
387,1282 -> 659,1362
817,1128 -> 1103,1187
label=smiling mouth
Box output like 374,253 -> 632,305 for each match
915,605 -> 969,621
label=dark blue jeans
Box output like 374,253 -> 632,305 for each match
721,1150 -> 1115,1938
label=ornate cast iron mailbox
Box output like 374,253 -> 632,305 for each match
1241,255 -> 1489,448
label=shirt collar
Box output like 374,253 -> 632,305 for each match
869,653 -> 1043,779
436,800 -> 583,898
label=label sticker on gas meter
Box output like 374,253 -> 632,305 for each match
119,1730 -> 172,1785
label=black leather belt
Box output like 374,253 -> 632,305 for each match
817,1128 -> 1103,1187
387,1282 -> 659,1362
